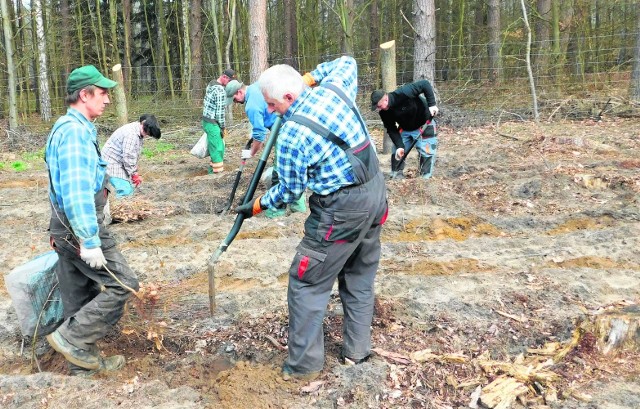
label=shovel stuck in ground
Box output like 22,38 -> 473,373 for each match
207,116 -> 283,316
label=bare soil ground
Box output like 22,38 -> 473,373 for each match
1,117 -> 639,409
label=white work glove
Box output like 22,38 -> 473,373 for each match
429,105 -> 439,117
80,244 -> 107,269
241,149 -> 252,160
395,148 -> 405,161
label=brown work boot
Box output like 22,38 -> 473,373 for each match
69,355 -> 126,377
46,330 -> 100,370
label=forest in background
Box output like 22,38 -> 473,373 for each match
1,0 -> 640,134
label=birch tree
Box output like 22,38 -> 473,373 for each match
33,0 -> 51,121
520,0 -> 539,121
1,0 -> 18,130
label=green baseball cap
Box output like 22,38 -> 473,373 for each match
225,80 -> 244,106
66,65 -> 118,94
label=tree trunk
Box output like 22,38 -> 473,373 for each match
520,0 -> 539,122
380,40 -> 397,155
210,0 -> 223,73
112,64 -> 128,126
122,0 -> 134,94
141,0 -> 162,92
413,0 -> 438,99
471,0 -> 484,81
456,0 -> 465,79
369,0 -> 380,66
182,0 -> 192,99
190,0 -> 204,103
33,0 -> 51,122
225,0 -> 237,72
15,0 -> 31,114
630,2 -> 640,102
94,0 -> 109,74
74,0 -> 85,65
248,0 -> 268,83
109,0 -> 120,65
157,0 -> 175,97
487,0 -> 502,83
1,0 -> 18,130
283,0 -> 298,69
534,0 -> 552,77
60,0 -> 71,78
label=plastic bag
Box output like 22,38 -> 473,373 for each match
190,132 -> 208,158
5,251 -> 64,337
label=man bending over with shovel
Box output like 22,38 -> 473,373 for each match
228,80 -> 307,218
235,56 -> 388,381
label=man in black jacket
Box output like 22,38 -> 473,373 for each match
371,80 -> 439,179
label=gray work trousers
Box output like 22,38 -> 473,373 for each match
285,171 -> 388,375
49,186 -> 138,351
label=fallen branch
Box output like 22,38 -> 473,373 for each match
264,334 -> 287,351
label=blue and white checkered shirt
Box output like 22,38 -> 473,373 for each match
261,56 -> 371,209
45,108 -> 107,248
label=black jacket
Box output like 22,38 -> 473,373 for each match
379,80 -> 436,148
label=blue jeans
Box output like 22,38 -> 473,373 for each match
397,126 -> 438,178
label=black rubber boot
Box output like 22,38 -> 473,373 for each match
390,153 -> 405,179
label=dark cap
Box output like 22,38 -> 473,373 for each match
67,65 -> 117,94
222,69 -> 236,79
371,90 -> 386,111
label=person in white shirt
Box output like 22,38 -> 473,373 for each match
102,114 -> 161,197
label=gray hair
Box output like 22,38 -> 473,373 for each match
258,64 -> 305,102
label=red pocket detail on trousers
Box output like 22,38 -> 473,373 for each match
380,206 -> 389,225
324,225 -> 334,241
298,256 -> 309,279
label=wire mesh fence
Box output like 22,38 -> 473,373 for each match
1,37 -> 638,144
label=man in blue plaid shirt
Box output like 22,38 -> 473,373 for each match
45,65 -> 139,377
236,56 -> 388,381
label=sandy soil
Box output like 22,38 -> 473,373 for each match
1,117 -> 639,408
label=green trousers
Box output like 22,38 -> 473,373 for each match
202,121 -> 224,164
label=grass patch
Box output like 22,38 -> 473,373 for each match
142,141 -> 175,158
11,161 -> 27,172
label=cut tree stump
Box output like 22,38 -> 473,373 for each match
480,376 -> 528,409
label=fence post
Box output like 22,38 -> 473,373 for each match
112,64 -> 128,126
380,40 -> 397,154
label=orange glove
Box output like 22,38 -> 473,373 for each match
235,195 -> 266,218
302,73 -> 316,87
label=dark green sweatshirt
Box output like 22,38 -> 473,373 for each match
379,80 -> 436,148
